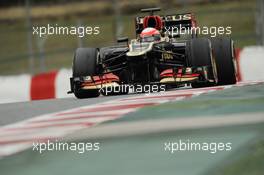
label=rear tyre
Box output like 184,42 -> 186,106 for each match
72,48 -> 100,98
186,38 -> 217,88
211,37 -> 237,85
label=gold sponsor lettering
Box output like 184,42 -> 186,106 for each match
162,51 -> 173,60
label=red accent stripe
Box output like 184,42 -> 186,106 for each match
82,73 -> 120,87
160,73 -> 200,78
160,69 -> 199,78
82,78 -> 119,86
160,69 -> 173,75
30,71 -> 58,100
91,73 -> 119,82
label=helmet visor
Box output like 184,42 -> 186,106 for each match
141,34 -> 161,42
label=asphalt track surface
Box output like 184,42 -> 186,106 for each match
1,82 -> 258,126
0,81 -> 264,175
1,87 -> 198,126
0,93 -> 137,126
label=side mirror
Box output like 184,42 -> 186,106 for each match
117,37 -> 129,43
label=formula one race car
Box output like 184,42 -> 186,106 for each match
68,7 -> 237,98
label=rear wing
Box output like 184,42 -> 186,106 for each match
135,13 -> 197,36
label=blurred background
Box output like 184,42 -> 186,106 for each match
0,0 -> 263,75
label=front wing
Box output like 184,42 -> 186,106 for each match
68,66 -> 214,93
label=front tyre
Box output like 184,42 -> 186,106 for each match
72,48 -> 100,98
186,38 -> 218,88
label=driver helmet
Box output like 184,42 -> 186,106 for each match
140,27 -> 161,42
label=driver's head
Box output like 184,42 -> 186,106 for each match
140,27 -> 161,42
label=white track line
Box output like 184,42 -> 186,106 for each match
66,112 -> 264,140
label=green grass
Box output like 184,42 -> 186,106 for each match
0,0 -> 257,75
210,139 -> 264,175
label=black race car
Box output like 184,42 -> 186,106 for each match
68,7 -> 237,98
